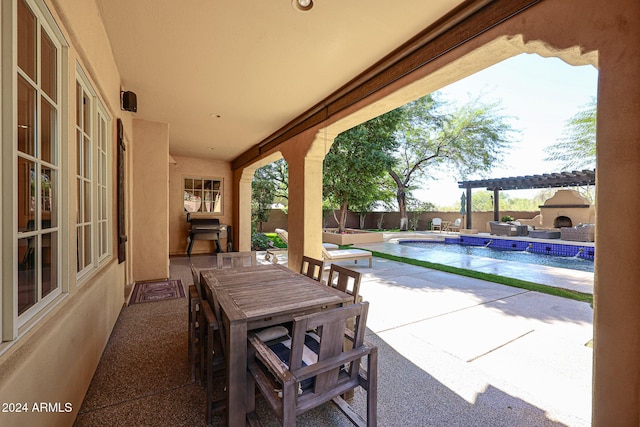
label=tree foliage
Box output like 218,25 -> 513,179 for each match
545,97 -> 596,170
323,111 -> 401,232
389,93 -> 514,230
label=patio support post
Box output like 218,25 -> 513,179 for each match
466,187 -> 472,229
493,188 -> 500,221
591,4 -> 640,423
281,129 -> 336,270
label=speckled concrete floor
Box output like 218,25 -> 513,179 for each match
74,252 -> 592,426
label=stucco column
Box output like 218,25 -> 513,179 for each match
282,130 -> 335,271
592,14 -> 640,424
236,170 -> 253,252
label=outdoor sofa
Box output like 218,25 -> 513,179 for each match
489,221 -> 518,236
560,224 -> 595,242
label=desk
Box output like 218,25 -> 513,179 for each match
201,264 -> 353,426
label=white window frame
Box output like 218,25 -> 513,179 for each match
183,176 -> 224,216
75,64 -> 112,283
2,0 -> 68,341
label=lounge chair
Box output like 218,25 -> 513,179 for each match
431,217 -> 442,232
448,218 -> 462,232
266,228 -> 339,263
321,245 -> 372,268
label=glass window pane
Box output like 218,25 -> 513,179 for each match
76,82 -> 82,127
76,178 -> 82,223
41,167 -> 54,227
76,228 -> 83,272
41,30 -> 57,101
17,0 -> 36,80
18,75 -> 36,156
83,92 -> 90,133
17,157 -> 36,231
84,136 -> 91,179
18,237 -> 37,315
84,181 -> 91,221
84,225 -> 92,267
185,178 -> 194,190
101,222 -> 107,256
76,130 -> 82,175
41,232 -> 57,297
101,187 -> 107,220
41,98 -> 56,164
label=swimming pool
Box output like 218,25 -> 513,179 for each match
399,240 -> 594,272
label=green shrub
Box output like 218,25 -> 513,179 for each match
501,215 -> 515,222
251,233 -> 270,250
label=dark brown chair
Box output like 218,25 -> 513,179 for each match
247,302 -> 377,426
200,275 -> 227,424
326,264 -> 362,303
189,264 -> 204,383
300,256 -> 324,282
216,251 -> 257,269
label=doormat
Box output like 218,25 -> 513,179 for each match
130,279 -> 185,304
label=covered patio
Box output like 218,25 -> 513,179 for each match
1,1 -> 639,426
75,253 -> 593,426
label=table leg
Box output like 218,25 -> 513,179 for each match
226,321 -> 248,427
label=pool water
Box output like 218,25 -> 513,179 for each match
400,241 -> 594,273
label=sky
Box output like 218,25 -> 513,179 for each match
415,53 -> 598,207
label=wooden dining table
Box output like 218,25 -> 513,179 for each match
201,263 -> 354,427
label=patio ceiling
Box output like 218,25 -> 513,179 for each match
95,0 -> 473,162
458,169 -> 596,191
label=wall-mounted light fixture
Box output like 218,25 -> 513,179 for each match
120,91 -> 137,112
292,0 -> 313,12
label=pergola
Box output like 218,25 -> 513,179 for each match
458,169 -> 596,228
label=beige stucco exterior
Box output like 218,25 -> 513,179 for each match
0,0 -> 639,426
131,119 -> 170,281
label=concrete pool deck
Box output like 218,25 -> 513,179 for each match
355,239 -> 594,295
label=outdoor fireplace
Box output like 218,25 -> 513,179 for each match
553,216 -> 573,228
539,190 -> 594,228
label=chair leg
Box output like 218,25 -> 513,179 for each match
367,349 -> 378,427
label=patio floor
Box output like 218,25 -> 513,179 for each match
74,250 -> 592,426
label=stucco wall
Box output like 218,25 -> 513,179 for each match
168,156 -> 233,256
0,1 -> 127,425
0,261 -> 122,427
131,119 -> 170,281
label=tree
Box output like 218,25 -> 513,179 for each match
389,93 -> 514,230
251,178 -> 275,232
254,158 -> 289,202
323,111 -> 401,232
545,97 -> 596,170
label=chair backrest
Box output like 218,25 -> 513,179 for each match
201,278 -> 226,357
190,263 -> 202,298
216,251 -> 257,269
274,228 -> 289,245
289,302 -> 369,392
454,218 -> 461,226
432,217 -> 442,225
326,264 -> 361,303
300,256 -> 324,282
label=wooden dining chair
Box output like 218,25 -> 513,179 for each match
216,251 -> 257,269
326,264 -> 362,303
189,264 -> 204,383
247,302 -> 378,426
200,277 -> 228,424
300,256 -> 324,282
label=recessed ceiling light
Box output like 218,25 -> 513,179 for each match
292,0 -> 313,12
209,114 -> 221,118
